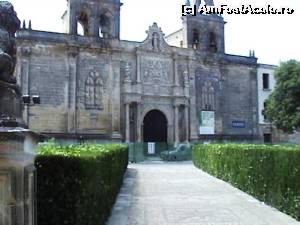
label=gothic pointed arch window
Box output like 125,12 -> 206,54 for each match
202,81 -> 215,111
85,71 -> 103,109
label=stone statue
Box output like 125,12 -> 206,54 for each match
0,1 -> 24,127
0,1 -> 20,84
152,33 -> 160,51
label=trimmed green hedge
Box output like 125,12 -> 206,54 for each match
193,144 -> 300,220
35,143 -> 128,225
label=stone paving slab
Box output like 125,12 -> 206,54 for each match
107,161 -> 300,225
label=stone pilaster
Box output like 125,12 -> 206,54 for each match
111,54 -> 122,140
68,2 -> 77,35
136,103 -> 142,142
20,47 -> 31,125
173,54 -> 179,86
136,50 -> 142,94
185,104 -> 189,142
188,58 -> 198,141
67,47 -> 78,133
174,104 -> 179,144
125,103 -> 130,143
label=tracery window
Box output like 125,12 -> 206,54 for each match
85,71 -> 103,109
202,81 -> 215,111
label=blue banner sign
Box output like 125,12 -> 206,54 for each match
232,120 -> 246,128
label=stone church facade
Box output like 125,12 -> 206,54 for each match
14,0 -> 259,144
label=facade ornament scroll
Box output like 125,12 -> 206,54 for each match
139,22 -> 172,53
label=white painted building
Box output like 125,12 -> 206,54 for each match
257,64 -> 300,144
257,64 -> 277,143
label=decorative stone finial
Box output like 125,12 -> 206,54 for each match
22,19 -> 26,29
28,20 -> 32,30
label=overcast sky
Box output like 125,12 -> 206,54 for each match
9,0 -> 300,65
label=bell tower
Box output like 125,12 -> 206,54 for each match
63,0 -> 121,39
182,0 -> 225,53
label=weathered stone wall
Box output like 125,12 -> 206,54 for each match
220,60 -> 258,137
15,25 -> 259,142
15,42 -> 69,133
15,31 -> 121,137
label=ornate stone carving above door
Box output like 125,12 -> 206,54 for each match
142,59 -> 170,84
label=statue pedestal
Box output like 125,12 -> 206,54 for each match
0,128 -> 40,225
0,2 -> 36,224
0,81 -> 26,128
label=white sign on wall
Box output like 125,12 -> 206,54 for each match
147,142 -> 156,154
199,111 -> 215,135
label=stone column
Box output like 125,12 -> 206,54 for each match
174,105 -> 179,144
125,103 -> 130,143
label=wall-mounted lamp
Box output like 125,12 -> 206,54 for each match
22,95 -> 41,106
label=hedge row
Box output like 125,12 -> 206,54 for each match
35,143 -> 128,225
192,144 -> 300,220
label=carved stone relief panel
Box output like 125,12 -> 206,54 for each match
78,57 -> 108,110
141,58 -> 171,85
85,70 -> 104,110
178,64 -> 190,87
120,61 -> 133,83
202,81 -> 215,111
195,67 -> 221,114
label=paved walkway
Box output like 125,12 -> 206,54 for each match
108,161 -> 300,225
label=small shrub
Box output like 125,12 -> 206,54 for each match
35,143 -> 128,225
193,144 -> 300,220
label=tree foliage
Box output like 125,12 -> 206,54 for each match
265,60 -> 300,133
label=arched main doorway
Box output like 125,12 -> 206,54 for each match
143,110 -> 168,143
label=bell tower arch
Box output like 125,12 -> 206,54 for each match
63,0 -> 121,39
182,0 -> 225,53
